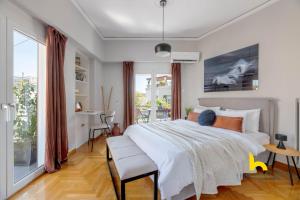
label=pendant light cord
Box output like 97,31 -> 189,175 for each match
162,2 -> 165,41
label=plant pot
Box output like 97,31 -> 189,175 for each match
111,123 -> 121,136
14,139 -> 32,166
30,143 -> 37,165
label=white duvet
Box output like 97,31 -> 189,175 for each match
124,120 -> 265,200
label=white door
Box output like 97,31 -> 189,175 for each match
0,15 -> 7,200
6,20 -> 46,197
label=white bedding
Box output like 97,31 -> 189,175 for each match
242,131 -> 270,146
124,120 -> 267,199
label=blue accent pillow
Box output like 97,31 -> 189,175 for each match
198,110 -> 216,126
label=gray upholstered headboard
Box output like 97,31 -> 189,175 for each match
198,98 -> 276,142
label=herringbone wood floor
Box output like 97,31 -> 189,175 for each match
10,136 -> 300,200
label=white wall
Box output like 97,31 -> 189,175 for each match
64,41 -> 105,150
0,1 -> 46,43
103,62 -> 171,130
64,41 -> 76,150
102,62 -> 124,129
182,0 -> 300,151
1,0 -> 106,151
12,0 -> 105,61
89,58 -> 105,137
104,40 -> 199,62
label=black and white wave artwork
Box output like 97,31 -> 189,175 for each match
204,44 -> 259,92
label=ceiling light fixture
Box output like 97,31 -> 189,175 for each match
155,0 -> 171,57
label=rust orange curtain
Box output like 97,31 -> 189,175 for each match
171,63 -> 182,120
45,26 -> 68,173
123,61 -> 134,129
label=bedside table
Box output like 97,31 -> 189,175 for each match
264,144 -> 300,185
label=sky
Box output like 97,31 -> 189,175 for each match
135,74 -> 151,93
13,31 -> 39,78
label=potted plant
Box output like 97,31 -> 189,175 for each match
13,79 -> 38,166
185,107 -> 193,120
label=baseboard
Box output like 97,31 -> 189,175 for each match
68,134 -> 104,158
274,161 -> 300,173
68,148 -> 77,158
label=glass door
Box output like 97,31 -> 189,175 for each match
6,21 -> 46,196
0,15 -> 7,199
135,74 -> 152,123
135,73 -> 172,123
155,74 -> 172,121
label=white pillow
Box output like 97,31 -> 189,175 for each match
215,110 -> 247,132
226,109 -> 261,133
194,106 -> 221,113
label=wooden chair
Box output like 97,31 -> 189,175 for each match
88,111 -> 116,152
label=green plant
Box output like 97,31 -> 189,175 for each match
156,98 -> 171,109
135,92 -> 151,109
185,107 -> 193,117
13,78 -> 37,144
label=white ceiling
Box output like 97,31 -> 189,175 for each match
72,0 -> 278,40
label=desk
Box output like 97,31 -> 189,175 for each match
76,110 -> 103,116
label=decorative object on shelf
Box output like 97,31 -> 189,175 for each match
185,107 -> 193,119
75,101 -> 83,112
75,89 -> 80,94
75,56 -> 81,66
155,0 -> 171,57
111,123 -> 121,136
275,133 -> 287,149
75,71 -> 86,82
204,44 -> 259,92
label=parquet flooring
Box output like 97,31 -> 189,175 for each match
10,135 -> 300,200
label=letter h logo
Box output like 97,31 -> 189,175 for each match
249,153 -> 268,171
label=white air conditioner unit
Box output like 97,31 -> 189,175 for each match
171,52 -> 201,63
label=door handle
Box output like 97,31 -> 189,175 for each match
8,103 -> 15,108
1,103 -> 10,122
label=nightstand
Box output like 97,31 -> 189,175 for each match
264,144 -> 300,185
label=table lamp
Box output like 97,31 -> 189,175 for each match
275,133 -> 287,149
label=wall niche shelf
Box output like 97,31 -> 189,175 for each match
76,80 -> 89,84
75,64 -> 87,72
75,52 -> 89,112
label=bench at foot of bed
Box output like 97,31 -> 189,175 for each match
106,136 -> 158,200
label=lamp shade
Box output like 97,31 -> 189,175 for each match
155,43 -> 171,57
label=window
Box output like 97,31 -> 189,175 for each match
135,73 -> 172,123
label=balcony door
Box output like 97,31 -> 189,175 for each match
1,20 -> 46,197
135,73 -> 172,123
0,15 -> 7,200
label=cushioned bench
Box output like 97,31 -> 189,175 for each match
106,136 -> 158,200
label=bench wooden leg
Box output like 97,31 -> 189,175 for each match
154,171 -> 158,200
121,181 -> 126,200
91,130 -> 95,152
106,144 -> 112,161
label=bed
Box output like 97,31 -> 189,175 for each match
124,98 -> 276,200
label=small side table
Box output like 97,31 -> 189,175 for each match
264,144 -> 300,185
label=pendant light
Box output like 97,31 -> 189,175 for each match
155,0 -> 171,57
